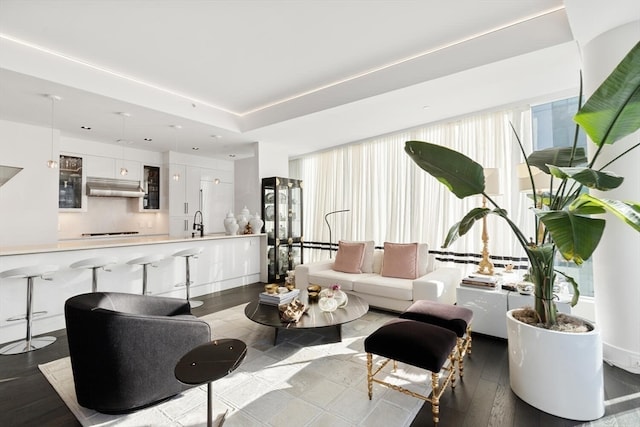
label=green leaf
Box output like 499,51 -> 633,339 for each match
548,166 -> 624,191
575,41 -> 640,147
555,270 -> 580,307
442,207 -> 488,247
536,210 -> 605,264
570,194 -> 640,232
527,147 -> 586,174
405,141 -> 484,199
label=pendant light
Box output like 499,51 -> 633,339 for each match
171,124 -> 182,181
117,112 -> 130,176
46,94 -> 62,168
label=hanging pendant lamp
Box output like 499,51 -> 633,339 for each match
171,124 -> 182,181
46,94 -> 62,168
117,112 -> 131,176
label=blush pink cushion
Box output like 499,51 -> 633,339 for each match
333,241 -> 366,273
381,242 -> 419,279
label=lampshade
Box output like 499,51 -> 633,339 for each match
517,163 -> 551,192
483,168 -> 502,196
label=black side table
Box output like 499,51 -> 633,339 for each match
175,339 -> 247,427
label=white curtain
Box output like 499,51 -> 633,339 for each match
290,107 -> 537,274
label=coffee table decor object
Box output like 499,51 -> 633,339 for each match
319,284 -> 348,308
278,298 -> 307,323
258,287 -> 300,306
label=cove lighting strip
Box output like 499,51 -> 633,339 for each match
0,5 -> 564,117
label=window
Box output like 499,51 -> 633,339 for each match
531,97 -> 593,297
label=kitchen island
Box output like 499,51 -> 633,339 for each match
0,233 -> 266,345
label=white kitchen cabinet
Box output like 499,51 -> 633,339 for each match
85,155 -> 115,178
168,164 -> 204,237
85,155 -> 140,181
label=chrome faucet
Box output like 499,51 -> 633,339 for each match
192,210 -> 204,238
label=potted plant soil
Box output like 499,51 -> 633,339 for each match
404,41 -> 640,420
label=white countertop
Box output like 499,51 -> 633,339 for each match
0,233 -> 266,256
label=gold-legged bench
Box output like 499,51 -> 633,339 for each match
400,299 -> 474,378
364,318 -> 458,426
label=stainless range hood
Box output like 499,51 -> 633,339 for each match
86,177 -> 145,198
0,165 -> 23,187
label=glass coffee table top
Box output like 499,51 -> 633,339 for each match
244,289 -> 369,344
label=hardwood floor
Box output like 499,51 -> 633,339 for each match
1,283 -> 638,427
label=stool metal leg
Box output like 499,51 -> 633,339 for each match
142,263 -> 149,295
184,256 -> 203,308
91,267 -> 99,293
0,276 -> 56,355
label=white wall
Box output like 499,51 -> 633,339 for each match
0,119 -> 59,246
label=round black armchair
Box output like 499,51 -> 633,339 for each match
64,292 -> 211,414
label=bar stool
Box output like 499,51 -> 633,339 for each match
0,264 -> 59,355
70,256 -> 117,292
127,254 -> 164,295
172,247 -> 204,308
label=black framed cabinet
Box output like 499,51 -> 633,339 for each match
262,177 -> 303,283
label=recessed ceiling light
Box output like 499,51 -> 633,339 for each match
144,138 -> 152,142
211,134 -> 222,139
229,154 -> 236,158
192,147 -> 199,151
80,126 -> 92,130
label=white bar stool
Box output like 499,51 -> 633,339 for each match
127,254 -> 164,295
70,256 -> 117,292
0,264 -> 59,355
172,247 -> 204,308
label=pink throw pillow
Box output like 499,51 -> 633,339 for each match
381,242 -> 419,279
333,241 -> 366,273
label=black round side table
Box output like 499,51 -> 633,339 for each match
175,339 -> 247,427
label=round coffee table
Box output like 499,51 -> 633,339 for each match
244,289 -> 369,345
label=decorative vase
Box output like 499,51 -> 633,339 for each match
223,212 -> 238,235
506,309 -> 604,420
318,295 -> 338,312
249,212 -> 264,234
320,287 -> 348,308
333,289 -> 348,308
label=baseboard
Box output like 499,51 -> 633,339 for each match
603,341 -> 640,374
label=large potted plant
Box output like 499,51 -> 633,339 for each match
405,40 -> 640,420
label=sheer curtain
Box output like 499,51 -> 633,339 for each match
290,107 -> 537,273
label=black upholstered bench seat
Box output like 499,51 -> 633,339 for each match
365,318 -> 457,372
400,299 -> 474,379
364,318 -> 458,426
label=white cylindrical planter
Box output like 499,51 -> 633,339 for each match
506,310 -> 604,421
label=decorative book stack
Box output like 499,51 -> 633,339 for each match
461,274 -> 499,289
259,288 -> 300,306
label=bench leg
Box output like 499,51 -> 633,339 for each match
367,353 -> 373,400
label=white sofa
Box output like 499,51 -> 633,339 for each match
295,244 -> 462,312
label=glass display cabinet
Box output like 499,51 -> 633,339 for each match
143,165 -> 160,210
59,154 -> 83,209
262,177 -> 303,283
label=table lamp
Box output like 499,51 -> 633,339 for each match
477,168 -> 502,275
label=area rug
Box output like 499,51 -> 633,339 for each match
39,304 -> 432,427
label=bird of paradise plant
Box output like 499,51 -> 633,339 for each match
405,41 -> 640,327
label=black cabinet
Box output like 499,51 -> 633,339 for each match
262,177 -> 303,283
143,165 -> 160,210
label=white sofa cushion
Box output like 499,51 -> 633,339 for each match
307,270 -> 377,291
353,275 -> 414,301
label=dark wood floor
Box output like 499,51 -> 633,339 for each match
1,282 -> 639,427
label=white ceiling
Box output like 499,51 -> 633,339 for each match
0,1 -> 633,161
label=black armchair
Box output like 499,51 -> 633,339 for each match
64,292 -> 211,414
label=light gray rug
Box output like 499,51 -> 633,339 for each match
39,304 -> 431,427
